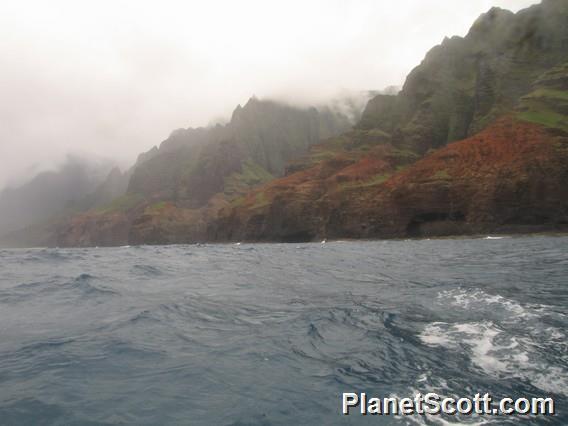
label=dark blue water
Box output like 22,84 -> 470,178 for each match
0,236 -> 566,425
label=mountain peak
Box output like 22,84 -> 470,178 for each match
468,6 -> 515,37
243,95 -> 262,110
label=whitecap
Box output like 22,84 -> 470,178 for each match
420,321 -> 568,396
436,288 -> 529,318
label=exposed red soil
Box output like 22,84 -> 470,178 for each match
212,117 -> 568,241
55,117 -> 568,246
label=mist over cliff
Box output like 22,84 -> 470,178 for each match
47,0 -> 568,247
0,156 -> 120,237
0,96 -> 352,244
0,0 -> 539,190
5,0 -> 565,248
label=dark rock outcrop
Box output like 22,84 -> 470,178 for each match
127,98 -> 352,207
211,117 -> 568,242
52,1 -> 568,247
52,99 -> 353,246
358,0 -> 568,153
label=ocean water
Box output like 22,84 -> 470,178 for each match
0,236 -> 566,425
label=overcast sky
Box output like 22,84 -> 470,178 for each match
0,0 -> 539,188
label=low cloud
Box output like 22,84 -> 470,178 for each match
0,0 -> 539,188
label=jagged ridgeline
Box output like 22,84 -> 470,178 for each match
0,98 -> 353,247
14,0 -> 568,247
127,98 -> 351,208
207,0 -> 568,243
48,99 -> 355,247
211,64 -> 568,243
358,0 -> 568,153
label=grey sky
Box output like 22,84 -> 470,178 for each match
0,0 -> 539,188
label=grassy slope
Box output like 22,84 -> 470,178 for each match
516,63 -> 568,133
214,63 -> 568,241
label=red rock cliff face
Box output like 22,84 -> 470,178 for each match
49,2 -> 568,248
210,118 -> 568,241
56,212 -> 132,247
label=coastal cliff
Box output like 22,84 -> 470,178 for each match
206,58 -> 568,241
211,116 -> 567,242
44,1 -> 568,246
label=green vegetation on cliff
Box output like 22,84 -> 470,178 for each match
224,159 -> 274,197
517,62 -> 568,133
96,193 -> 145,214
358,0 -> 568,153
127,98 -> 351,209
203,1 -> 568,244
51,0 -> 568,247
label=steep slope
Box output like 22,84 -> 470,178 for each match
201,1 -> 568,243
209,61 -> 568,242
53,1 -> 568,247
126,97 -> 351,207
358,0 -> 568,153
211,117 -> 568,241
517,62 -> 568,133
54,98 -> 353,246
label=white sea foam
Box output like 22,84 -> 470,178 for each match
420,320 -> 568,396
436,288 -> 529,318
531,366 -> 568,395
420,321 -> 510,374
419,322 -> 459,348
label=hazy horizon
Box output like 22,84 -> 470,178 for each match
0,0 -> 539,189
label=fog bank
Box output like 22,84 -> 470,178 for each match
0,0 -> 539,189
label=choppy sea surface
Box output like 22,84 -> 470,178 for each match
0,236 -> 566,425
